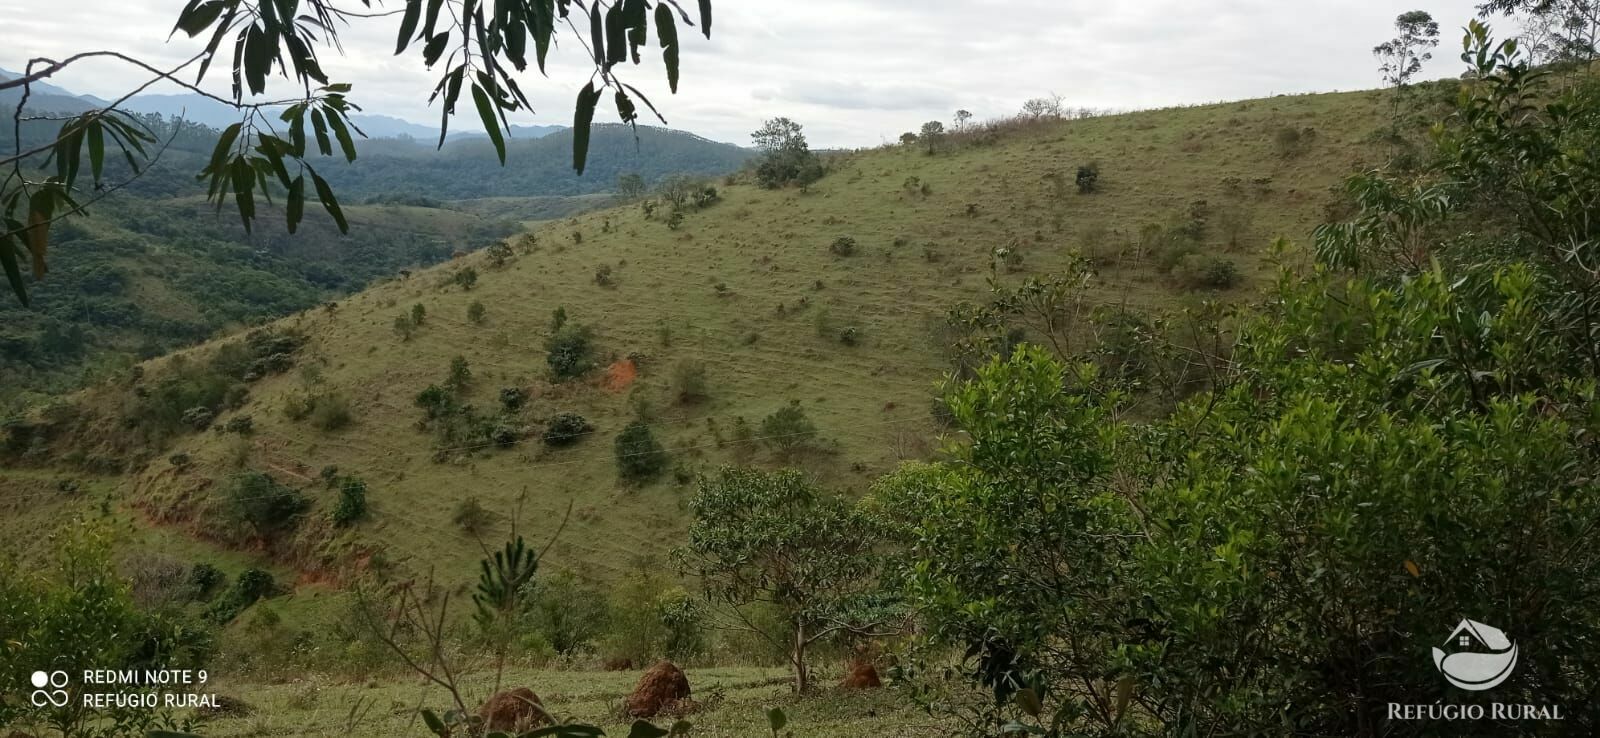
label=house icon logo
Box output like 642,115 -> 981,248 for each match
1432,619 -> 1517,691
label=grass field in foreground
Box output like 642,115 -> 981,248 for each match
195,666 -> 949,737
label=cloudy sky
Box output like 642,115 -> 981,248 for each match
2,0 -> 1492,147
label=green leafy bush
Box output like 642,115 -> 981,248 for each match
543,412 -> 593,447
222,471 -> 309,538
1174,254 -> 1240,289
829,236 -> 858,257
614,420 -> 668,480
760,402 -> 817,455
330,476 -> 368,527
545,324 -> 596,380
672,360 -> 709,404
467,301 -> 487,324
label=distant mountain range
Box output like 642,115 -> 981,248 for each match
0,68 -> 563,142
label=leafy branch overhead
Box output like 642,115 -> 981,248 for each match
0,0 -> 713,305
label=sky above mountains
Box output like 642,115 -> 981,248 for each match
1,0 -> 1488,148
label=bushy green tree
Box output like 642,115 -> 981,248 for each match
678,467 -> 897,693
524,569 -> 610,655
545,324 -> 596,380
331,475 -> 368,527
751,117 -> 824,189
615,420 -> 668,480
760,401 -> 817,456
223,471 -> 309,538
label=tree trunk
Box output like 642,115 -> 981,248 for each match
791,620 -> 809,694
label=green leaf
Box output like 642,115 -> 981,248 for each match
655,4 -> 679,93
423,31 -> 451,66
626,720 -> 669,738
310,107 -> 333,156
286,175 -> 305,233
230,156 -> 255,232
396,0 -> 422,53
472,83 -> 507,165
420,709 -> 447,736
172,0 -> 228,38
605,1 -> 627,67
521,726 -> 605,738
698,0 -> 712,37
309,168 -> 348,233
323,108 -> 359,162
532,0 -> 554,71
765,706 -> 787,732
86,118 -> 105,184
209,123 -> 243,181
589,2 -> 605,65
572,81 -> 601,174
615,89 -> 638,125
0,234 -> 29,306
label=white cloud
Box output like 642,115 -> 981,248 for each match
1,0 -> 1490,148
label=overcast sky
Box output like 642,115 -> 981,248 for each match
1,0 -> 1493,147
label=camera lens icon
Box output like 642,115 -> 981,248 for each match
29,670 -> 70,707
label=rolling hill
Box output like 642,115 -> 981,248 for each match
2,84 -> 1415,609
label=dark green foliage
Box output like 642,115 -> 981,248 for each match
206,568 -> 276,624
678,467 -> 892,693
545,324 -> 597,380
499,386 -> 528,412
614,420 -> 668,480
393,314 -> 417,340
543,412 -> 594,447
330,476 -> 368,527
525,569 -> 610,655
750,117 -> 824,189
760,401 -> 817,455
452,267 -> 479,291
1074,162 -> 1100,193
467,300 -> 487,324
410,303 -> 427,326
222,415 -> 254,435
829,236 -> 858,257
1174,254 -> 1240,289
414,384 -> 454,420
446,356 -> 472,392
182,406 -> 215,431
223,471 -> 309,538
186,562 -> 225,601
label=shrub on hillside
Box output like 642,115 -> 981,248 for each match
543,412 -> 594,447
545,324 -> 596,380
309,393 -> 352,431
393,314 -> 416,341
182,406 -> 215,431
525,570 -> 611,655
672,360 -> 709,404
223,415 -> 254,435
1075,162 -> 1100,194
411,303 -> 427,326
446,356 -> 472,392
467,301 -> 487,324
415,384 -> 454,420
1174,254 -> 1241,290
761,402 -> 818,455
206,568 -> 276,624
615,421 -> 668,480
499,387 -> 528,412
829,236 -> 858,257
330,476 -> 368,527
452,496 -> 494,534
223,472 -> 309,538
452,267 -> 479,291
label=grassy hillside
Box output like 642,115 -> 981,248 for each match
9,86 -> 1407,600
0,112 -> 752,404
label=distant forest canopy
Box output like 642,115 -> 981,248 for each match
0,106 -> 750,406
